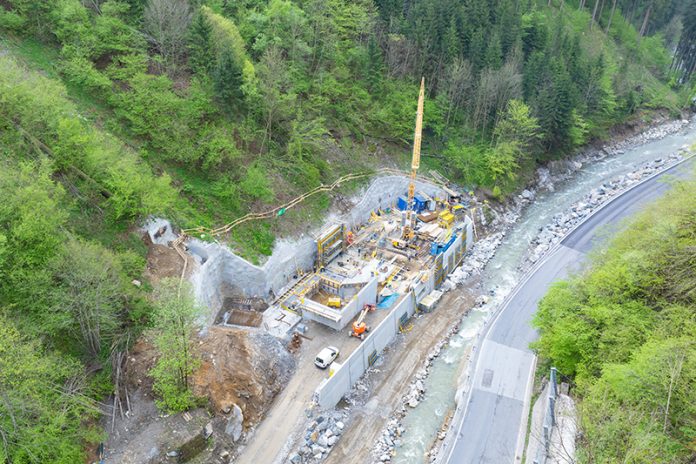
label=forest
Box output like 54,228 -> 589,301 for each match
534,178 -> 696,463
0,0 -> 695,461
1,0 -> 694,257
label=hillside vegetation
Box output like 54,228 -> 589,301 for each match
534,176 -> 696,463
1,0 -> 691,251
0,0 -> 694,462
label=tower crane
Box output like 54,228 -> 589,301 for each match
402,77 -> 425,241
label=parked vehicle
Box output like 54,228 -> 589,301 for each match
314,346 -> 340,369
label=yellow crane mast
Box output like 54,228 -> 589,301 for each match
403,77 -> 425,241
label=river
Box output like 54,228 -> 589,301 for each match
392,119 -> 696,463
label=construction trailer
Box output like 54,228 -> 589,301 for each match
413,194 -> 428,212
396,196 -> 409,211
419,290 -> 443,312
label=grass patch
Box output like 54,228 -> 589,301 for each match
230,222 -> 275,264
1,35 -> 113,122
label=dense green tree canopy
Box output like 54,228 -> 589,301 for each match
534,179 -> 696,463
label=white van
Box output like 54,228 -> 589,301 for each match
314,346 -> 340,369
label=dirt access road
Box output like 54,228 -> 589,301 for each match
325,284 -> 478,464
236,317 -> 372,464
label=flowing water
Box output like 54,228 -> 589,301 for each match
393,120 -> 696,463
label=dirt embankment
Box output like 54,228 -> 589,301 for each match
105,327 -> 295,463
102,235 -> 296,463
192,326 -> 295,426
142,231 -> 186,284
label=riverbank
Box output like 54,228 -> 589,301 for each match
371,116 -> 695,464
426,121 -> 695,464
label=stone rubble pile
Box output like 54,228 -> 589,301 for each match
286,355 -> 386,463
288,410 -> 349,464
440,232 -> 506,291
536,118 -> 691,193
613,118 -> 690,149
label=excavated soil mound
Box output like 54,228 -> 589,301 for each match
143,237 -> 186,284
192,326 -> 295,426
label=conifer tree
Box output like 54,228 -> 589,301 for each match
485,31 -> 503,69
213,49 -> 244,110
444,17 -> 460,61
188,10 -> 214,75
538,60 -> 574,154
366,37 -> 384,93
671,0 -> 696,83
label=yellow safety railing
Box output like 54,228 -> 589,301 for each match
182,168 -> 449,238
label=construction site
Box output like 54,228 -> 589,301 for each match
188,81 -> 471,399
121,79 -> 475,463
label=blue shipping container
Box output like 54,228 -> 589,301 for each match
413,195 -> 427,212
397,196 -> 409,211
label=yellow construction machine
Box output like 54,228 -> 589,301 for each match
392,238 -> 419,250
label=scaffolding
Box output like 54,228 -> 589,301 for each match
316,224 -> 345,268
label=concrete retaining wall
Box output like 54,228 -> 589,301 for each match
315,293 -> 417,409
188,241 -> 267,321
301,277 -> 379,331
187,236 -> 316,323
341,176 -> 447,229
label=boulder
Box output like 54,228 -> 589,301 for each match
203,422 -> 213,439
224,404 -> 244,442
520,189 -> 535,200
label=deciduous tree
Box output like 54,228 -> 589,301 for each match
0,314 -> 96,463
47,239 -> 123,360
149,279 -> 201,413
143,0 -> 192,72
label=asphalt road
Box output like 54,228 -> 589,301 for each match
444,157 -> 695,464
